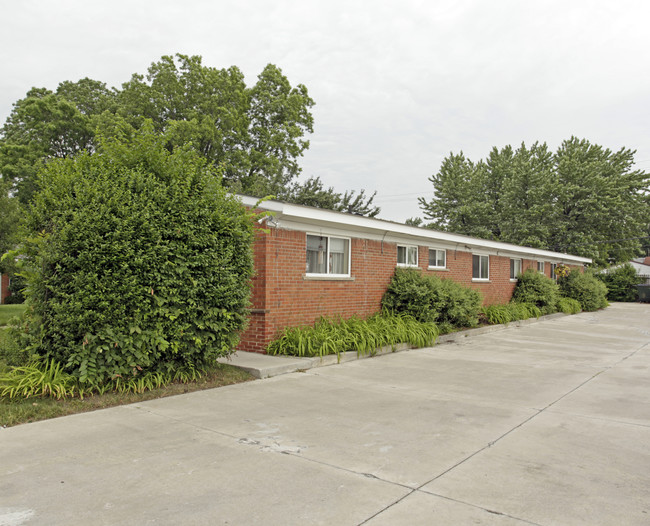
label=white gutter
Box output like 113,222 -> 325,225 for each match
238,195 -> 592,265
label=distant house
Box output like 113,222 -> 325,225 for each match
629,257 -> 650,284
237,196 -> 591,353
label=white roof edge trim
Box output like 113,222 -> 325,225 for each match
236,195 -> 592,264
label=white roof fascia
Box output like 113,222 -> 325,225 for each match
238,195 -> 592,264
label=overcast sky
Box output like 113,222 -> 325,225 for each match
2,0 -> 649,221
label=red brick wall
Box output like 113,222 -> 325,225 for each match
237,229 -> 584,353
0,274 -> 10,304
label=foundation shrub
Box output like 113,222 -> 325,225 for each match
511,269 -> 559,314
559,270 -> 608,311
381,268 -> 482,327
597,264 -> 639,302
14,124 -> 255,387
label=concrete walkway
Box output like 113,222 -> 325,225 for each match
1,302 -> 649,525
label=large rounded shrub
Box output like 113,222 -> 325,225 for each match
559,270 -> 608,312
511,269 -> 559,314
381,268 -> 482,327
21,125 -> 255,385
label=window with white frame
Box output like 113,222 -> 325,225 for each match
537,261 -> 545,274
306,234 -> 350,276
397,245 -> 418,267
550,263 -> 557,281
428,248 -> 446,269
510,258 -> 522,280
472,254 -> 489,280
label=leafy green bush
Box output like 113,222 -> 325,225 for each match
556,297 -> 581,314
267,313 -> 439,358
481,302 -> 541,325
597,264 -> 640,302
16,124 -> 255,386
559,270 -> 608,311
381,268 -> 482,327
511,269 -> 559,314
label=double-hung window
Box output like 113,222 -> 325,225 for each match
306,235 -> 350,276
397,245 -> 418,267
472,254 -> 489,280
550,263 -> 557,281
428,248 -> 446,269
537,261 -> 545,274
510,258 -> 522,280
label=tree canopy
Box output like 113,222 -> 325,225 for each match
419,138 -> 650,266
0,54 -> 379,216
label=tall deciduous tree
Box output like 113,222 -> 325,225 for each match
0,178 -> 21,273
0,88 -> 94,202
281,176 -> 380,217
0,54 -> 315,202
419,138 -> 649,265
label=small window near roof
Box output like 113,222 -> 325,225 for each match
537,261 -> 545,274
510,259 -> 522,280
397,245 -> 418,267
472,254 -> 489,280
428,248 -> 446,269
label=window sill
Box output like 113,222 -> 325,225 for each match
510,279 -> 518,282
396,264 -> 419,269
303,274 -> 355,281
428,267 -> 448,271
472,279 -> 490,283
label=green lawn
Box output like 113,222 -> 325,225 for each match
0,304 -> 26,326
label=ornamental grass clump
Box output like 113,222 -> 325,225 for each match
266,313 -> 438,358
481,303 -> 541,325
556,297 -> 581,314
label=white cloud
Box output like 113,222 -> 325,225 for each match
2,0 -> 649,220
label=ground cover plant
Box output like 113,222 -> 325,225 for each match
267,313 -> 439,358
381,268 -> 482,327
481,303 -> 541,325
4,124 -> 257,392
0,363 -> 252,427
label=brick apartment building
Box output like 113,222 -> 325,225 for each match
237,196 -> 591,353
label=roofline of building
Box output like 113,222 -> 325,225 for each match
237,195 -> 593,265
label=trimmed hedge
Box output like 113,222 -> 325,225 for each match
381,268 -> 482,327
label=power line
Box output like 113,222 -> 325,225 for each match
554,236 -> 650,249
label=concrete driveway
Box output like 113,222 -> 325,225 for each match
1,302 -> 649,525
